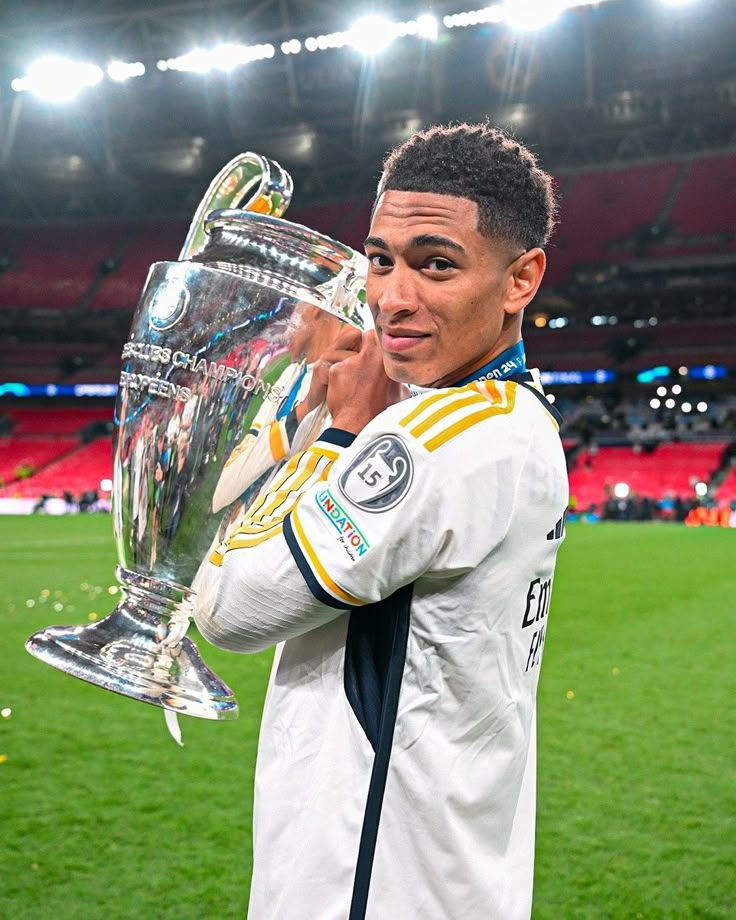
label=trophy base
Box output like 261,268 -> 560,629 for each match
26,601 -> 239,721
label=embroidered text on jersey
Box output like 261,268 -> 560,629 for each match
315,488 -> 371,561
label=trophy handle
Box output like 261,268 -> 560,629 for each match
178,152 -> 294,260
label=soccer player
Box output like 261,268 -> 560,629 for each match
195,123 -> 569,919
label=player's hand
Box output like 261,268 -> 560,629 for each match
296,326 -> 363,421
328,331 -> 408,434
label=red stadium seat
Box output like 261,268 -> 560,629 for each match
568,442 -> 728,509
669,156 -> 736,236
0,437 -> 112,498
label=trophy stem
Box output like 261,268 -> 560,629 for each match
25,569 -> 238,721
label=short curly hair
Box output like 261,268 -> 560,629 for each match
378,123 -> 557,251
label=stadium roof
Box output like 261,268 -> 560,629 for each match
1,0 -> 735,219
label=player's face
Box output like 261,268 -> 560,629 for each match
365,190 -> 542,387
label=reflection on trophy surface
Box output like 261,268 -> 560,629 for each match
26,152 -> 370,729
211,303 -> 346,516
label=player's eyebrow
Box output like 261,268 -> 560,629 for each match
364,233 -> 466,254
364,235 -> 388,250
410,233 -> 466,254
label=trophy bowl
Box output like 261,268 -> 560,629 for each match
26,157 -> 370,723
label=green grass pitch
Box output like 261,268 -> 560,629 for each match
1,516 -> 734,919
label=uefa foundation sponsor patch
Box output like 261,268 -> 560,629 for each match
315,488 -> 370,562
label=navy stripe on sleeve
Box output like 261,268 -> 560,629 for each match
317,427 -> 357,448
283,512 -> 358,610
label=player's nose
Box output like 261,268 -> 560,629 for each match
373,269 -> 419,320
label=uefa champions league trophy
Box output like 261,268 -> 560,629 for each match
26,153 -> 370,731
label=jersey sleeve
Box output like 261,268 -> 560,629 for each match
195,426 -> 357,651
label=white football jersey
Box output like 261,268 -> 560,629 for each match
195,371 -> 569,920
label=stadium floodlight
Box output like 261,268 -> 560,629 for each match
650,398 -> 661,409
159,43 -> 275,74
162,48 -> 213,74
107,60 -> 145,83
656,385 -> 667,396
613,482 -> 630,499
444,6 -> 505,29
502,0 -> 566,31
671,383 -> 682,395
665,398 -> 676,409
348,15 -> 398,54
281,39 -> 302,55
696,401 -> 708,413
212,43 -> 255,72
681,402 -> 692,413
415,13 -> 440,40
11,55 -> 103,102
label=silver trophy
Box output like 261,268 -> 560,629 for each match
26,153 -> 370,726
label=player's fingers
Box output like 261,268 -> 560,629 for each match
331,326 -> 363,352
320,346 -> 363,367
360,329 -> 379,351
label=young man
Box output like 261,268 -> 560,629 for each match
195,123 -> 569,919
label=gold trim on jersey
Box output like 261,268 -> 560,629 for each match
269,419 -> 287,462
400,379 -> 518,450
409,392 -> 489,439
291,506 -> 367,606
399,389 -> 455,428
209,442 -> 340,563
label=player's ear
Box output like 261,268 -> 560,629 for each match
504,248 -> 545,316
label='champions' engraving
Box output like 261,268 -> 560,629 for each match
120,340 -> 285,403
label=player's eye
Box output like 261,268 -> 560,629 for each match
367,253 -> 393,269
426,257 -> 455,272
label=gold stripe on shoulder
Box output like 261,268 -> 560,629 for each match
399,390 -> 455,428
409,392 -> 488,438
424,385 -> 517,452
473,377 -> 509,404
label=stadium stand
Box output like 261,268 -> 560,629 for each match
1,152 -> 735,310
0,437 -> 111,498
525,317 -> 736,374
544,161 -> 681,286
715,466 -> 736,505
88,220 -> 185,310
668,155 -> 736,237
0,437 -> 77,487
6,407 -> 113,435
0,151 -> 734,512
568,442 -> 728,510
0,224 -> 130,311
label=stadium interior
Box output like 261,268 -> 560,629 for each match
0,0 -> 734,522
3,4 -> 736,919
